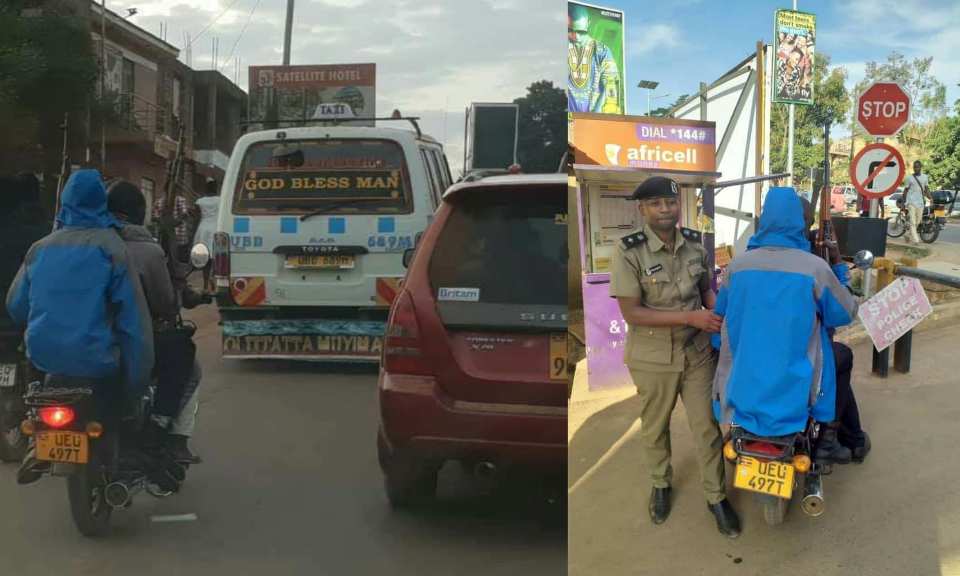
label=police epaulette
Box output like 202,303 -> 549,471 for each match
680,227 -> 702,243
620,231 -> 646,249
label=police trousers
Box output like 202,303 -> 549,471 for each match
629,352 -> 726,504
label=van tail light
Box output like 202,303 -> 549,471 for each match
39,406 -> 75,429
213,232 -> 231,288
383,291 -> 431,375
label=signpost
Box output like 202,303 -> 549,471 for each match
858,277 -> 932,352
849,142 -> 905,200
857,82 -> 911,137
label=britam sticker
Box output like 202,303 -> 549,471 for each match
438,287 -> 480,302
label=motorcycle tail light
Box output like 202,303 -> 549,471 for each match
38,406 -> 75,429
743,441 -> 786,458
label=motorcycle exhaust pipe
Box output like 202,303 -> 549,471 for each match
104,481 -> 132,509
473,461 -> 497,480
800,473 -> 825,517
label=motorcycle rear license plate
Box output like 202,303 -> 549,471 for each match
734,456 -> 794,499
935,209 -> 947,217
36,431 -> 88,464
0,364 -> 16,387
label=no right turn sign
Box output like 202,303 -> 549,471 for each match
849,143 -> 906,200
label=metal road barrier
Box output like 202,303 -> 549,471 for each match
870,258 -> 960,377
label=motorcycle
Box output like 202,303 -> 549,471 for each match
886,195 -> 955,243
17,244 -> 212,537
723,250 -> 874,526
0,327 -> 35,462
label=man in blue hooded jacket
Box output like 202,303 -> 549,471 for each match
712,187 -> 859,461
6,170 -> 154,480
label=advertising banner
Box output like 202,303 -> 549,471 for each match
568,1 -> 625,114
773,9 -> 816,105
571,115 -> 717,172
248,64 -> 376,126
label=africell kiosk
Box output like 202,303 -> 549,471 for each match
571,112 -> 721,391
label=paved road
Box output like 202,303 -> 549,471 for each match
0,308 -> 564,575
938,222 -> 960,244
569,325 -> 960,576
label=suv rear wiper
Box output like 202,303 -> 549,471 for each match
299,198 -> 386,221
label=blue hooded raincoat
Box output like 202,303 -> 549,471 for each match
5,170 -> 153,396
711,187 -> 859,436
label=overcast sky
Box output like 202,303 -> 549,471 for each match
111,0 -> 565,175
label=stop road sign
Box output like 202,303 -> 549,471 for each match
849,143 -> 906,200
857,82 -> 911,137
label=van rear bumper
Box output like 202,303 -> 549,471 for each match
220,317 -> 386,360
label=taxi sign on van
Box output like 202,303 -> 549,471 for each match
312,102 -> 357,120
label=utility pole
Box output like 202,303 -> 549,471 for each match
785,0 -> 798,187
100,0 -> 107,170
282,0 -> 295,65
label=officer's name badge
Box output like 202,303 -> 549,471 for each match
644,264 -> 663,276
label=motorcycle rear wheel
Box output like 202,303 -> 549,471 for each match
0,389 -> 27,462
886,215 -> 906,238
756,494 -> 789,526
67,450 -> 113,537
920,224 -> 940,243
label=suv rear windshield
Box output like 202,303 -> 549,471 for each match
232,139 -> 412,214
428,186 -> 567,328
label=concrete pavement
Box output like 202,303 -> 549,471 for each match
569,325 -> 960,576
0,307 -> 564,575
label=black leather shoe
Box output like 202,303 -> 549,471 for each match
815,427 -> 852,464
851,432 -> 871,463
649,487 -> 671,524
708,498 -> 741,539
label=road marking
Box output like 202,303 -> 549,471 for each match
150,513 -> 198,523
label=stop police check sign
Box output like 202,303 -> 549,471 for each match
849,142 -> 905,200
858,277 -> 932,352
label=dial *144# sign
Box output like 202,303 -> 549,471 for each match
849,142 -> 905,200
858,277 -> 932,352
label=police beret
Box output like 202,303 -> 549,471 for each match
632,176 -> 680,201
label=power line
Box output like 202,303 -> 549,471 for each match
219,0 -> 261,72
186,0 -> 244,50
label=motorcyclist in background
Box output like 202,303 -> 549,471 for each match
107,180 -> 205,463
5,170 -> 154,483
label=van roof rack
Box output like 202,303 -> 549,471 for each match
239,117 -> 423,138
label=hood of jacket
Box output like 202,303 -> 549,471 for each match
56,169 -> 119,230
746,186 -> 810,252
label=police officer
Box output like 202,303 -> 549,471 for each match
609,176 -> 740,538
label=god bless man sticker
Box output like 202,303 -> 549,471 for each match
438,287 -> 480,302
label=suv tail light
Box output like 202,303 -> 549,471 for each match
213,232 -> 231,289
39,406 -> 75,429
383,291 -> 430,375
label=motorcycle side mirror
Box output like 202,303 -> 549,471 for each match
853,250 -> 874,270
190,243 -> 211,270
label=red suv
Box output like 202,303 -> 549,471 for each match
377,173 -> 568,507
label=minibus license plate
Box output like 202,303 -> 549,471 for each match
285,255 -> 355,269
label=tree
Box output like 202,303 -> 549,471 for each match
770,52 -> 850,188
0,1 -> 97,211
514,80 -> 566,173
850,52 -> 948,149
650,93 -> 691,118
926,93 -> 960,191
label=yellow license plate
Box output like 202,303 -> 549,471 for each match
935,209 -> 947,217
285,255 -> 355,269
36,431 -> 88,464
734,456 -> 794,499
549,334 -> 567,381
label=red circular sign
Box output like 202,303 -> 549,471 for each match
857,82 -> 910,137
849,143 -> 906,200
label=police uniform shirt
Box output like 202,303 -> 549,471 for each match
609,223 -> 713,372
